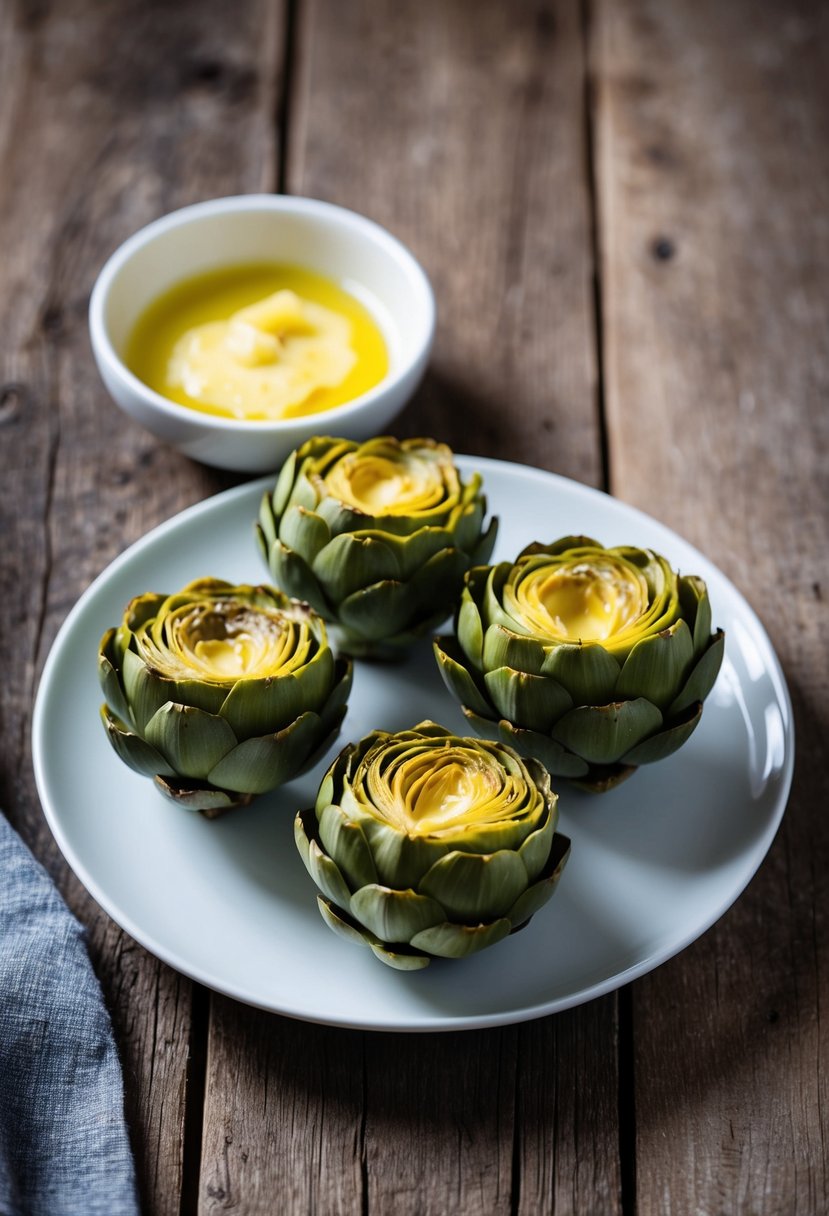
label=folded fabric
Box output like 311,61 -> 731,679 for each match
0,812 -> 139,1216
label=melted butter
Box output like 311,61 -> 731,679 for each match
126,264 -> 389,421
525,559 -> 646,642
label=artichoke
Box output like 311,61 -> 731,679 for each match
294,720 -> 570,970
434,537 -> 725,792
256,436 -> 497,658
98,578 -> 352,815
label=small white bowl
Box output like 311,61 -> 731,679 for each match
89,195 -> 435,472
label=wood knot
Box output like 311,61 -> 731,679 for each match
0,383 -> 26,425
651,237 -> 676,262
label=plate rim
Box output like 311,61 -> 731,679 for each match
32,457 -> 795,1031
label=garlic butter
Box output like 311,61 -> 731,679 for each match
126,264 -> 388,421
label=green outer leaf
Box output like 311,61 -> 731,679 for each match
355,818 -> 451,892
337,579 -> 414,641
144,703 -> 237,779
678,574 -> 713,658
313,534 -> 401,601
309,840 -> 354,907
318,658 -> 353,730
409,918 -> 512,959
462,709 -> 590,778
316,897 -> 433,969
540,643 -> 621,706
551,698 -> 663,765
258,489 -> 278,551
615,620 -> 694,710
207,710 -> 324,793
420,850 -> 528,921
219,648 -> 334,738
153,776 -> 248,815
668,629 -> 725,716
97,631 -> 132,724
471,515 -> 499,564
349,885 -> 445,943
122,649 -> 229,730
482,625 -> 546,676
267,541 -> 331,617
317,895 -> 370,947
516,813 -> 555,882
368,942 -> 432,970
279,504 -> 331,563
507,831 -> 571,925
318,804 -> 379,889
457,588 -> 485,669
620,701 -> 703,765
272,447 -> 299,516
433,637 -> 495,719
483,666 -> 573,733
100,705 -> 176,778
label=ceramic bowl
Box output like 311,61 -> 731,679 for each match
89,195 -> 435,472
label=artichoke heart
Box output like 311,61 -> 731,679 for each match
434,537 -> 725,793
98,578 -> 352,814
256,436 -> 498,658
295,721 -> 570,969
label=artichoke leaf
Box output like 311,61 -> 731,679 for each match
98,632 -> 133,725
507,832 -> 571,925
267,542 -> 332,618
144,702 -> 238,779
153,776 -> 250,816
308,840 -> 354,908
614,619 -> 694,710
621,701 -> 703,765
539,642 -> 621,706
100,704 -> 177,778
551,698 -> 663,765
349,884 -> 446,943
516,812 -> 555,882
312,533 -> 402,601
337,579 -> 415,642
368,942 -> 432,970
668,629 -> 725,717
482,624 -> 547,677
484,666 -> 573,733
219,647 -> 335,738
207,710 -> 324,793
419,849 -> 528,921
462,709 -> 590,778
318,803 -> 379,889
279,503 -> 331,564
433,637 -> 495,719
409,918 -> 512,959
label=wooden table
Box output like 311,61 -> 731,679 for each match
2,1 -> 826,1211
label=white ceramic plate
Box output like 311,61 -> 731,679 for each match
32,459 -> 793,1031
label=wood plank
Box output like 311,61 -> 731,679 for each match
592,0 -> 829,1210
0,2 -> 283,1211
199,2 -> 620,1213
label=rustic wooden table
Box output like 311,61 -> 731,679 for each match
2,0 -> 826,1212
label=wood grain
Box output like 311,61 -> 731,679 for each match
0,1 -> 282,1211
197,2 -> 620,1214
592,0 -> 829,1211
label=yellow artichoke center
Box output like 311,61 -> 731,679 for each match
367,745 -> 523,837
146,601 -> 312,682
518,558 -> 647,642
324,452 -> 446,515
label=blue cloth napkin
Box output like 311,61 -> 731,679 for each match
0,813 -> 139,1216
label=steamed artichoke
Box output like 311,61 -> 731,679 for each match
294,721 -> 570,969
256,436 -> 497,658
434,537 -> 725,792
98,578 -> 352,815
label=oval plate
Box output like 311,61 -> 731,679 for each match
32,459 -> 793,1031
